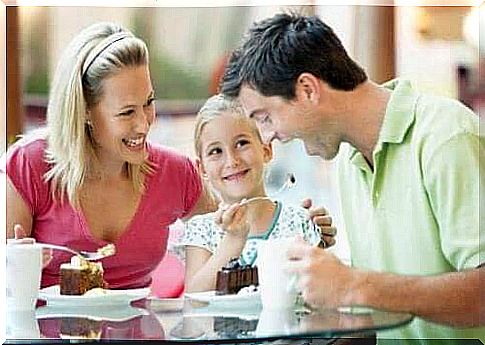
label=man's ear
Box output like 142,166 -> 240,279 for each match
295,72 -> 321,105
196,158 -> 209,180
262,141 -> 273,163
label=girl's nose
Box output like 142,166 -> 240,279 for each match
225,149 -> 241,167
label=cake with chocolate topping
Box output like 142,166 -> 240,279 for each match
60,256 -> 106,295
215,258 -> 258,295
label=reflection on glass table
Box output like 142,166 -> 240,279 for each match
6,298 -> 415,343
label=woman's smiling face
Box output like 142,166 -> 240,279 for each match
88,65 -> 155,170
199,113 -> 272,204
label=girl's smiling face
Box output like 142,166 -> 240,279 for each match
199,113 -> 272,204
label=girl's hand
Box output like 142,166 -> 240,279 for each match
12,224 -> 52,268
214,202 -> 250,239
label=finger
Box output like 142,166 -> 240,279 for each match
14,224 -> 27,239
319,225 -> 337,237
221,203 -> 243,225
301,198 -> 312,209
313,215 -> 332,226
322,236 -> 336,248
308,206 -> 328,219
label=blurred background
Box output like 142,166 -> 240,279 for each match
3,4 -> 483,261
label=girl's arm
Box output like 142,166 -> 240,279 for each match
185,203 -> 251,292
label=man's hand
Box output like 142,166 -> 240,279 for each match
11,224 -> 52,268
287,238 -> 355,308
301,198 -> 337,248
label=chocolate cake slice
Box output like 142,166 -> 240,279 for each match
215,258 -> 258,295
60,256 -> 106,295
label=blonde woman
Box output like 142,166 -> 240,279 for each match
3,22 -> 214,290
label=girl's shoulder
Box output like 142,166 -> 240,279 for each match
277,202 -> 308,222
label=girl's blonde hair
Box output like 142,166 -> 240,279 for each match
194,94 -> 262,159
44,22 -> 152,207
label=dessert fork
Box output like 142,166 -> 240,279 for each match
35,243 -> 115,261
240,173 -> 296,206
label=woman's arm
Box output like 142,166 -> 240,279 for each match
6,176 -> 33,239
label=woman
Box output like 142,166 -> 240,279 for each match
3,22 -> 215,289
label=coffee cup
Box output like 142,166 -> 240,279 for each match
256,238 -> 299,310
6,240 -> 43,310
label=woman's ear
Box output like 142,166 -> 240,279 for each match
295,73 -> 321,105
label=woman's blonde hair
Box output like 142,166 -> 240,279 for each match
44,22 -> 152,207
194,94 -> 262,159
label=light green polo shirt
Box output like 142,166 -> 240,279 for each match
337,79 -> 484,344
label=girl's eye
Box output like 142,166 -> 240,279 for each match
236,139 -> 250,148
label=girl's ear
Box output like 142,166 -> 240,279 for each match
196,158 -> 209,180
262,141 -> 273,163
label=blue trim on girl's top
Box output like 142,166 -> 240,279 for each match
243,200 -> 282,266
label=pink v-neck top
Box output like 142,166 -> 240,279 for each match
3,137 -> 202,289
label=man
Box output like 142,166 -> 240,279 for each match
221,12 -> 484,343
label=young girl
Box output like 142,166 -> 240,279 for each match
180,94 -> 322,293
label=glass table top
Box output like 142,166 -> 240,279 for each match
6,298 -> 413,343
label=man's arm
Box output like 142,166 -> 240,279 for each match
287,242 -> 483,327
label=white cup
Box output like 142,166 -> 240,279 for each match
256,238 -> 299,310
6,240 -> 43,310
6,309 -> 40,339
255,308 -> 297,336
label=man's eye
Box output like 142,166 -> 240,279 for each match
144,98 -> 155,107
119,110 -> 134,116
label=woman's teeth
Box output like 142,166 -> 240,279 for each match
123,137 -> 144,147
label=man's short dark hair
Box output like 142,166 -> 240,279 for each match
221,12 -> 367,99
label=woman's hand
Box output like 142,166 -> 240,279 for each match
214,202 -> 250,239
12,224 -> 52,268
301,198 -> 337,248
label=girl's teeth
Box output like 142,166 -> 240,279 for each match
125,137 -> 144,147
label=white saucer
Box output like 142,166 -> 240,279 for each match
38,285 -> 150,307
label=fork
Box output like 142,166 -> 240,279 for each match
240,173 -> 297,206
34,243 -> 115,261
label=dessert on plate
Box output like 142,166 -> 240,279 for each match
59,256 -> 107,295
215,258 -> 258,295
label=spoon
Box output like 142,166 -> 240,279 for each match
240,173 -> 296,206
34,243 -> 115,261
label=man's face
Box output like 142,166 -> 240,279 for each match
238,84 -> 341,160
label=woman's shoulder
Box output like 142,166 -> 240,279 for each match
147,142 -> 191,164
4,131 -> 48,171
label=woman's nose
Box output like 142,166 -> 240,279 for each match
135,109 -> 152,132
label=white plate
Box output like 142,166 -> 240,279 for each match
184,290 -> 261,307
38,285 -> 150,307
36,305 -> 149,322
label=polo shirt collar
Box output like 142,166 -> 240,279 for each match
347,79 -> 418,164
378,78 -> 418,144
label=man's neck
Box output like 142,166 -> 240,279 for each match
339,81 -> 391,168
